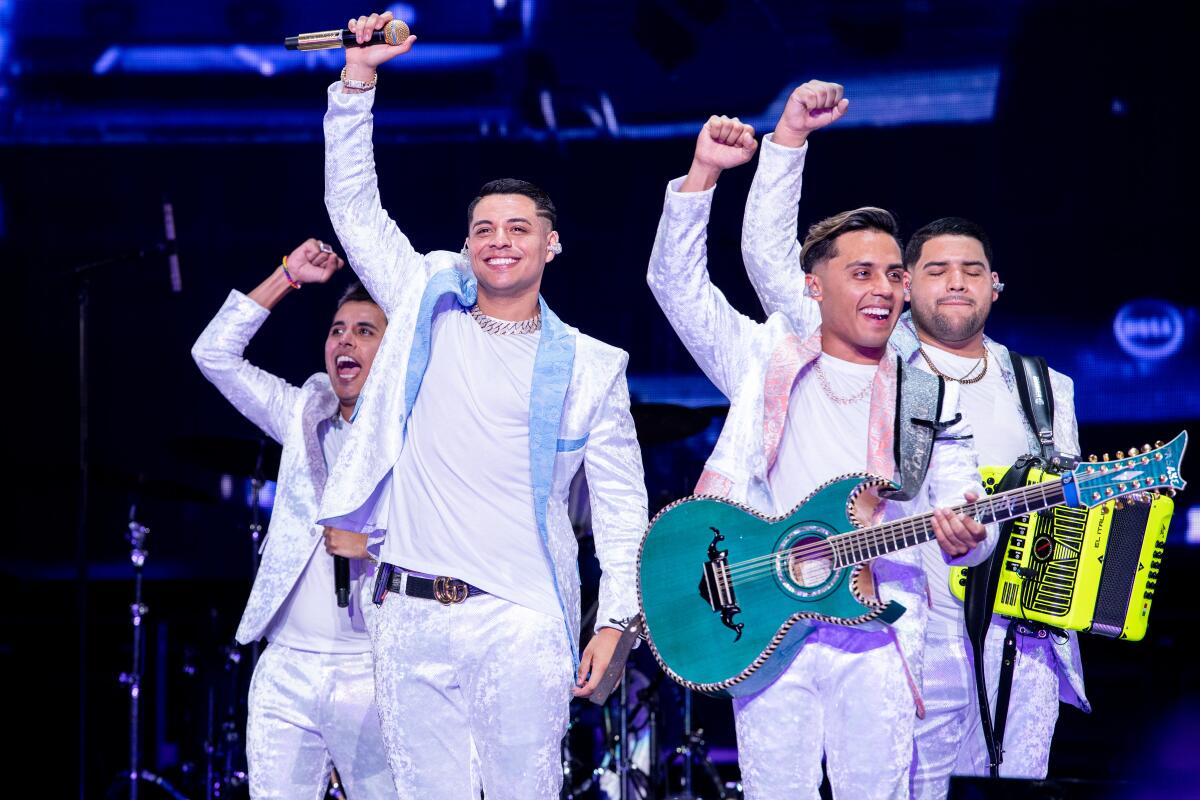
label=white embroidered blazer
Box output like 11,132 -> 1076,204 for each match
192,290 -> 340,644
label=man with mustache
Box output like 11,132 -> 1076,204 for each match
315,12 -> 647,798
740,80 -> 1088,797
192,239 -> 395,798
647,111 -> 996,798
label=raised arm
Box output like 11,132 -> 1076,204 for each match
646,116 -> 765,399
324,11 -> 429,317
191,239 -> 344,443
743,80 -> 848,336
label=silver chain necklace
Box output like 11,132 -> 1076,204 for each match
468,304 -> 542,335
812,358 -> 875,405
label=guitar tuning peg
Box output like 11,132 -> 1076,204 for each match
1116,450 -> 1125,459
1143,443 -> 1152,453
1113,499 -> 1124,510
1155,440 -> 1164,448
1103,453 -> 1111,461
1088,454 -> 1098,463
1128,446 -> 1140,456
1168,489 -> 1177,498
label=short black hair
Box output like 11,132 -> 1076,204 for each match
800,207 -> 901,273
904,217 -> 994,270
466,178 -> 557,228
336,281 -> 377,310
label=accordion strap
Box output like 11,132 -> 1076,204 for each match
962,455 -> 1041,777
1009,351 -> 1057,459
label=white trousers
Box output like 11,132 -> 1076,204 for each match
910,625 -> 1060,799
370,585 -> 575,799
246,642 -> 395,800
732,623 -> 916,800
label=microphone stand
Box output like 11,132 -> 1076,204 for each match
73,239 -> 173,799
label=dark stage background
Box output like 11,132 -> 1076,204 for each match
1,1 -> 1198,797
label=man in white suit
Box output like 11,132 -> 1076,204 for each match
317,12 -> 648,799
648,114 -> 996,798
192,238 -> 394,799
739,80 -> 1089,798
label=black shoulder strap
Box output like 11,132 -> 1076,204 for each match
1008,350 -> 1056,459
961,455 -> 1041,777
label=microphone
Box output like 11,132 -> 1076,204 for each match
334,555 -> 351,608
162,200 -> 182,293
285,19 -> 410,51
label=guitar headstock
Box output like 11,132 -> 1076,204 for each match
1072,431 -> 1188,508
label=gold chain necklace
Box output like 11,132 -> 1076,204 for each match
918,346 -> 988,384
812,358 -> 875,405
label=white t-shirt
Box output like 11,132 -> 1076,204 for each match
914,342 -> 1030,635
383,307 -> 562,620
769,354 -> 877,513
266,413 -> 371,653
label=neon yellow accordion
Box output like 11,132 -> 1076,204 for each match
950,464 -> 1174,641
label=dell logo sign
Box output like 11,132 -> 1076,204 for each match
1113,300 -> 1185,360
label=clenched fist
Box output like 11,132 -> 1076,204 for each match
285,238 -> 344,285
680,115 -> 757,193
774,80 -> 849,148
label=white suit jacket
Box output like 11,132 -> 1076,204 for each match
648,177 -> 997,711
741,133 -> 1088,711
317,84 -> 647,664
192,290 -> 340,645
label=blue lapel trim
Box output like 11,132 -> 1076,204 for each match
528,296 -> 578,662
403,268 -> 478,418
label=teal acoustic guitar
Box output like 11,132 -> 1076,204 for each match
637,432 -> 1188,698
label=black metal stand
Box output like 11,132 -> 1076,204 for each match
666,688 -> 736,800
75,233 -> 175,800
118,511 -> 150,800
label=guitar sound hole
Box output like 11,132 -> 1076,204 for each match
788,537 -> 834,589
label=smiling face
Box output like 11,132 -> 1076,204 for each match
466,193 -> 558,305
908,234 -> 997,349
807,229 -> 906,364
324,300 -> 387,420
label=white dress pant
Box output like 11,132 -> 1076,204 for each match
910,625 -> 1060,799
370,585 -> 575,799
246,642 -> 395,799
733,623 -> 916,800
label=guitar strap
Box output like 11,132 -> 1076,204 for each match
961,349 -> 1056,777
886,356 -> 950,501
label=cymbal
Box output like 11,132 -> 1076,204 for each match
630,403 -> 726,446
168,434 -> 282,482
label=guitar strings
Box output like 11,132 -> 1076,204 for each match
721,481 -> 1066,584
708,463 -> 1157,587
721,480 -> 1052,577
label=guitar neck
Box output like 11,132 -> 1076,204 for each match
830,478 -> 1069,566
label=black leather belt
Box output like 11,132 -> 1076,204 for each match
372,563 -> 486,606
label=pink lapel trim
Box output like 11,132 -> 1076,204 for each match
865,352 -> 898,489
761,329 -> 821,472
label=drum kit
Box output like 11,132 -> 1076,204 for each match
101,402 -> 738,799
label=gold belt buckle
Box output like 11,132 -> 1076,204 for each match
432,576 -> 469,605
